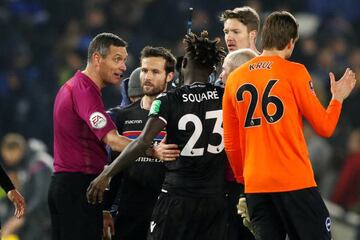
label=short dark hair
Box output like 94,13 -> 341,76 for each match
183,31 -> 226,69
140,46 -> 176,74
87,32 -> 127,62
220,6 -> 260,33
1,133 -> 26,151
261,11 -> 299,50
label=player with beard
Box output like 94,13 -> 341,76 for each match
87,31 -> 228,240
103,46 -> 178,240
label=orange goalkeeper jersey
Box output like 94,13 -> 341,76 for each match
223,55 -> 342,193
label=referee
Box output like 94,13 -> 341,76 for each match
49,33 -> 132,240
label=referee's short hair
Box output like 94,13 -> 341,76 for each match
87,32 -> 127,63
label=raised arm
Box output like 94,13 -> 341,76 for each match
294,67 -> 356,137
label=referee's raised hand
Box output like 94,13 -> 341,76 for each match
86,166 -> 111,204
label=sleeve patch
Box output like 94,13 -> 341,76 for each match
149,100 -> 161,115
309,80 -> 316,95
89,112 -> 107,129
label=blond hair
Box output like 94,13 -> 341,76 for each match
225,48 -> 258,72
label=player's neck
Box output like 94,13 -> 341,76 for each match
183,71 -> 209,85
261,49 -> 286,59
141,95 -> 156,110
82,66 -> 104,89
249,42 -> 261,55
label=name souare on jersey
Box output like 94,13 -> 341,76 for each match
149,82 -> 226,197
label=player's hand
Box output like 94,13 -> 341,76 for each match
237,197 -> 254,235
7,189 -> 26,218
86,166 -> 111,204
330,68 -> 357,103
103,210 -> 115,239
154,136 -> 180,161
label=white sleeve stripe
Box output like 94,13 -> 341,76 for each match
158,116 -> 167,125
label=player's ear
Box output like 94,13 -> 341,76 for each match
287,38 -> 296,49
249,31 -> 257,41
286,40 -> 292,49
166,72 -> 174,83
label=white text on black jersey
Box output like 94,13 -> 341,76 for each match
182,90 -> 220,103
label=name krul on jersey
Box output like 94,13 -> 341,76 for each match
249,61 -> 273,71
182,90 -> 220,103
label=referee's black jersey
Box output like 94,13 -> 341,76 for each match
149,82 -> 226,197
108,101 -> 166,204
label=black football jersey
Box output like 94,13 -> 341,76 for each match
108,100 -> 166,206
149,82 -> 226,197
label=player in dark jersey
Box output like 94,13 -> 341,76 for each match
87,31 -> 227,240
104,46 -> 177,240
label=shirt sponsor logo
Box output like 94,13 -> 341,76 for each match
124,119 -> 143,125
89,112 -> 107,129
136,157 -> 163,163
149,100 -> 161,115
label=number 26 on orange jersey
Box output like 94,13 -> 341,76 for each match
236,79 -> 284,128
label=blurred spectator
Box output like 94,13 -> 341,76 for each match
304,122 -> 335,198
343,49 -> 360,128
331,129 -> 360,213
83,7 -> 107,37
0,133 -> 52,240
307,0 -> 360,21
292,36 -> 318,71
57,51 -> 84,86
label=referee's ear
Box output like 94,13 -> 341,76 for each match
91,52 -> 102,67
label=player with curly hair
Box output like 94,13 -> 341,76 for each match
87,31 -> 227,240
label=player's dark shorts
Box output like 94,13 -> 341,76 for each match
246,187 -> 332,240
48,173 -> 103,240
114,202 -> 156,240
147,191 -> 226,240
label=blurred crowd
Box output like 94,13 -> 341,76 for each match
0,0 -> 359,239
